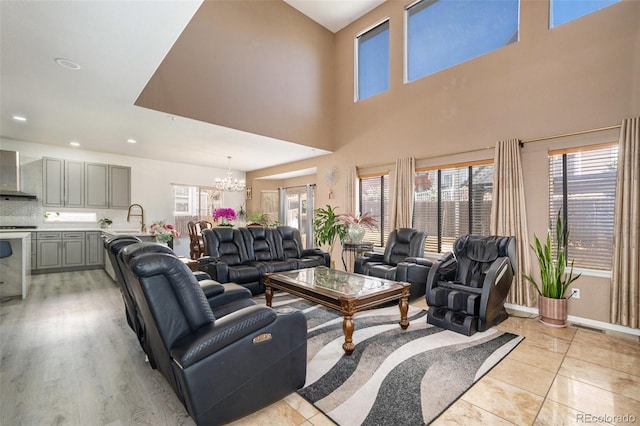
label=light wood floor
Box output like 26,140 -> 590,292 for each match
1,271 -> 638,425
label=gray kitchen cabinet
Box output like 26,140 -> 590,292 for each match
85,232 -> 104,266
42,157 -> 84,207
65,160 -> 84,207
43,158 -> 130,210
62,232 -> 85,267
42,158 -> 64,206
36,232 -> 62,269
109,165 -> 131,209
85,162 -> 109,208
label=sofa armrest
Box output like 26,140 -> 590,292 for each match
353,252 -> 384,274
170,305 -> 277,369
198,256 -> 230,283
426,252 -> 456,293
198,280 -> 225,299
301,248 -> 331,267
404,256 -> 435,267
193,271 -> 211,281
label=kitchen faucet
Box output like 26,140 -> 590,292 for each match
127,204 -> 146,233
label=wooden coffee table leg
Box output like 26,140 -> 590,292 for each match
342,314 -> 355,355
265,284 -> 273,307
398,293 -> 410,330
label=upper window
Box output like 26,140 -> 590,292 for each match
356,20 -> 390,101
406,0 -> 519,82
550,0 -> 621,28
359,174 -> 390,246
549,144 -> 618,271
413,162 -> 493,253
172,185 -> 223,236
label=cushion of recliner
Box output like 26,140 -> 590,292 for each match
228,265 -> 262,283
295,256 -> 326,269
364,263 -> 397,280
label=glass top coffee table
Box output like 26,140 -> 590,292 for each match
264,266 -> 411,355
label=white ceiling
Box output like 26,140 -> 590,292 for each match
0,1 -> 381,174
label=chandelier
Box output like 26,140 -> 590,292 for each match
214,156 -> 246,192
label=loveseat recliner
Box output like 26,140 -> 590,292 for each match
198,226 -> 330,295
353,228 -> 430,299
108,239 -> 255,368
123,250 -> 308,425
426,234 -> 516,335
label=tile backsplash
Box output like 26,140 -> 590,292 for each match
0,200 -> 136,229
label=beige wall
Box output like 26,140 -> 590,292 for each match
247,0 -> 640,324
136,0 -> 336,152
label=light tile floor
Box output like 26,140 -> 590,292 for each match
229,298 -> 640,426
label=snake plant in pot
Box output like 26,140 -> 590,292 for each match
523,211 -> 581,327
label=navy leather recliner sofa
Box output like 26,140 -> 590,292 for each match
198,225 -> 330,295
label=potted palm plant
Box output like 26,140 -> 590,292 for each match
313,205 -> 347,261
523,211 -> 581,327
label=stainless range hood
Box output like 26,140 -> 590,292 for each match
0,150 -> 37,200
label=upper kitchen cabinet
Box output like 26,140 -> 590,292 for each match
108,165 -> 131,209
85,162 -> 109,208
42,157 -> 130,209
42,158 -> 84,207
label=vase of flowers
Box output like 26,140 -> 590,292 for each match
338,212 -> 378,244
149,220 -> 180,248
213,207 -> 237,227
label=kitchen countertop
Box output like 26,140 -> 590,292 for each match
0,228 -> 150,236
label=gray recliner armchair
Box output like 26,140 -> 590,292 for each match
353,228 -> 428,299
425,235 -> 516,335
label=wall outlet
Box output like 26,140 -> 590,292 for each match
571,288 -> 581,299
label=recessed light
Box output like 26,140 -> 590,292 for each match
55,58 -> 81,70
126,139 -> 137,144
69,141 -> 80,147
12,115 -> 27,122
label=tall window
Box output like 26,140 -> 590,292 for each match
356,20 -> 390,101
406,0 -> 519,82
549,144 -> 618,271
413,162 -> 493,253
550,0 -> 620,28
359,174 -> 390,246
172,185 -> 223,235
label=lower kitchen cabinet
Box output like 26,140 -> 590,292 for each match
85,232 -> 104,266
62,232 -> 85,267
33,230 -> 104,273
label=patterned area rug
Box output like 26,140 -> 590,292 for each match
266,293 -> 524,426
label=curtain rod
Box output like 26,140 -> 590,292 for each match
521,124 -> 621,144
358,123 -> 622,169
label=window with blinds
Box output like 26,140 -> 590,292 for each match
413,163 -> 493,253
548,144 -> 618,271
359,174 -> 390,246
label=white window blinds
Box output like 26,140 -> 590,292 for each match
548,144 -> 618,271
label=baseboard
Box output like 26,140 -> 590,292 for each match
504,303 -> 640,338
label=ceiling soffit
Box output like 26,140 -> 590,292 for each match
135,0 -> 336,152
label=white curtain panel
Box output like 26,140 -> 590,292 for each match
611,117 -> 640,329
490,139 -> 536,307
389,157 -> 415,230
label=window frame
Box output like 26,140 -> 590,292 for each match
358,173 -> 390,247
547,142 -> 618,274
172,184 -> 224,236
549,0 -> 621,29
354,18 -> 391,102
404,0 -> 520,83
413,159 -> 494,253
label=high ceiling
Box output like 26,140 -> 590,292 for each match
0,0 -> 382,173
